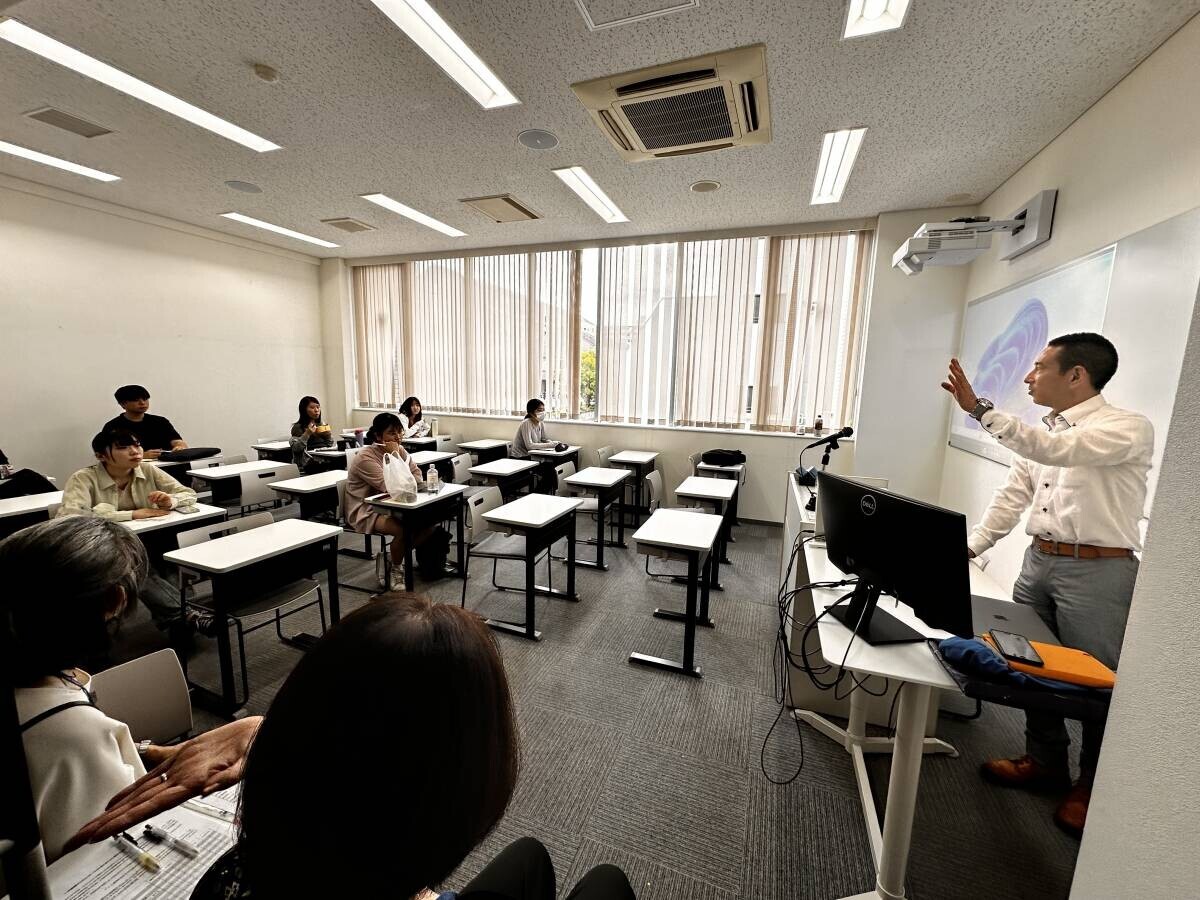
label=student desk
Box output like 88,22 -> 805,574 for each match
268,470 -> 347,520
481,493 -> 581,640
696,460 -> 745,533
470,458 -> 538,499
561,465 -> 630,570
674,476 -> 738,583
163,519 -> 342,717
368,483 -> 467,591
798,544 -> 1008,900
186,460 -> 284,503
0,490 -> 63,539
409,449 -> 456,483
252,439 -> 292,462
146,455 -> 222,482
629,509 -> 722,677
121,502 -> 228,566
529,444 -> 582,491
309,448 -> 348,469
458,438 -> 509,465
401,434 -> 438,453
608,450 -> 659,525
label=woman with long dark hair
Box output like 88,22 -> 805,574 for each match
289,395 -> 335,471
398,395 -> 431,439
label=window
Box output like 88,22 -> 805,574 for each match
349,228 -> 873,432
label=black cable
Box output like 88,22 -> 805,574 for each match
886,682 -> 904,739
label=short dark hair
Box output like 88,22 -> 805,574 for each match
237,593 -> 519,899
365,411 -> 402,444
1047,332 -> 1119,390
114,385 -> 150,404
91,428 -> 141,456
0,517 -> 146,685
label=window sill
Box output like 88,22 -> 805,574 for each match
351,407 -> 854,443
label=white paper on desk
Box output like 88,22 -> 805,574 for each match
187,784 -> 240,820
49,806 -> 234,900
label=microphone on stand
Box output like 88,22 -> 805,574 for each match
804,426 -> 854,450
796,426 -> 853,510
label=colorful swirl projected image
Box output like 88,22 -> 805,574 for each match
965,299 -> 1048,430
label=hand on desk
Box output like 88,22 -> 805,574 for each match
147,490 -> 173,509
132,507 -> 170,519
65,716 -> 263,851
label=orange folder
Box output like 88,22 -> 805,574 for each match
981,634 -> 1116,689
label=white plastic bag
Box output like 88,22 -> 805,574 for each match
382,452 -> 418,503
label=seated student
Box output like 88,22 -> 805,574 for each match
2,517 -> 150,864
0,446 -> 57,499
288,395 -> 335,472
345,412 -> 427,587
398,396 -> 432,439
72,593 -> 635,900
513,399 -> 562,492
103,385 -> 188,460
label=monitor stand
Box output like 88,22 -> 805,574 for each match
828,581 -> 925,645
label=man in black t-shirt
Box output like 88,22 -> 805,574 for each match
103,385 -> 188,459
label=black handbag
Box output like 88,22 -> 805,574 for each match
700,449 -> 746,467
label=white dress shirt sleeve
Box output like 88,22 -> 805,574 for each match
968,457 -> 1035,556
979,408 -> 1152,467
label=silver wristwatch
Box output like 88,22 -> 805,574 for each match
969,398 -> 995,421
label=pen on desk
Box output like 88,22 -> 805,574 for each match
143,823 -> 199,858
113,833 -> 160,873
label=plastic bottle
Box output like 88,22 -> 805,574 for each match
813,413 -> 824,434
428,467 -> 439,491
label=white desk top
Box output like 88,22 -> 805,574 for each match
0,490 -> 63,518
311,448 -> 346,458
163,518 -> 341,574
368,482 -> 467,511
529,444 -> 582,458
675,475 -> 738,501
484,493 -> 582,529
269,470 -> 348,494
251,440 -> 290,451
609,450 -> 659,465
187,460 -> 282,480
471,458 -> 538,477
410,450 -> 455,466
403,436 -> 438,446
341,428 -> 365,436
803,543 -> 1008,689
697,461 -> 745,474
145,454 -> 222,469
632,508 -> 722,553
121,503 -> 226,533
565,466 -> 632,489
459,438 -> 509,451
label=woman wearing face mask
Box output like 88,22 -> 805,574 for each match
512,399 -> 561,492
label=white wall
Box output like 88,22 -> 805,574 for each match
938,13 -> 1200,593
0,176 -> 326,482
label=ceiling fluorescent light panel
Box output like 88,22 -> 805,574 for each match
810,127 -> 866,205
360,193 -> 466,237
221,213 -> 339,248
0,18 -> 279,151
368,0 -> 518,108
0,138 -> 119,181
843,0 -> 911,39
552,166 -> 628,223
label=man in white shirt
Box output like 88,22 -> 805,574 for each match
942,332 -> 1152,838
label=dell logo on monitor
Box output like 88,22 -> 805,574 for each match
860,495 -> 877,516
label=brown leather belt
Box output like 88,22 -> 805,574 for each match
1033,538 -> 1134,559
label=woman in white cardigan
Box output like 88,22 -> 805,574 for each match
3,517 -> 153,863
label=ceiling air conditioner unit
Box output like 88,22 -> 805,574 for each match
571,44 -> 770,162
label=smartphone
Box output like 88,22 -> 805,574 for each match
989,629 -> 1044,667
175,504 -> 203,515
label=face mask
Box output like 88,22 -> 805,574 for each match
535,412 -> 545,421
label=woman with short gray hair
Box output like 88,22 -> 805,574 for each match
2,516 -> 149,863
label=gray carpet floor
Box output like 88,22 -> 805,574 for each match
120,504 -> 1083,899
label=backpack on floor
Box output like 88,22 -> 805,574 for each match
416,526 -> 453,580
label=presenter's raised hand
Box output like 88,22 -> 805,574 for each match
941,358 -> 979,413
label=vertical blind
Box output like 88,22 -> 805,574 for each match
350,228 -> 873,431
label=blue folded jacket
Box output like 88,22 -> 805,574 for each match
937,637 -> 1106,694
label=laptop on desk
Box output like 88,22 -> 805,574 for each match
971,594 -> 1059,645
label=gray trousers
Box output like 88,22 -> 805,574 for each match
1012,544 -> 1138,778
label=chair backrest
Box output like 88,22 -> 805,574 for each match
554,462 -> 577,495
688,451 -> 703,475
238,464 -> 299,508
644,470 -> 664,513
346,446 -> 366,466
190,456 -> 229,470
596,446 -> 615,467
336,480 -> 349,522
451,453 -> 473,484
177,510 -> 273,548
466,486 -> 504,542
90,649 -> 192,743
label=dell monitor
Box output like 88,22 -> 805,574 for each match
816,471 -> 974,645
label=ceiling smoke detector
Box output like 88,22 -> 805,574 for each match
518,129 -> 559,150
225,180 -> 263,193
690,180 -> 721,193
253,63 -> 279,83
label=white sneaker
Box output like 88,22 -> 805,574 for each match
388,567 -> 406,592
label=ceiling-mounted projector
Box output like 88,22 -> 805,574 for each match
892,189 -> 1057,275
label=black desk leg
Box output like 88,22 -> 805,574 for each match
567,515 -> 577,597
655,543 -> 715,628
710,500 -> 725,591
631,552 -> 703,677
595,495 -> 606,570
485,535 -> 543,641
403,520 -> 416,592
634,466 -> 644,526
186,575 -> 241,718
719,497 -> 733,565
698,553 -> 712,623
326,540 -> 341,622
617,484 -> 626,546
456,500 -> 466,578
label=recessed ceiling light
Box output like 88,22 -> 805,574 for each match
552,166 -> 628,224
0,18 -> 280,152
518,129 -> 559,150
220,212 -> 339,248
360,193 -> 466,237
367,0 -> 519,109
225,180 -> 263,193
811,127 -> 867,205
0,138 -> 119,181
843,0 -> 911,39
690,180 -> 721,193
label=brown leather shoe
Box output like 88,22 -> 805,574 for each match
980,754 -> 1071,791
1054,783 -> 1090,838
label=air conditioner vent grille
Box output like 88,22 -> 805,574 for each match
739,81 -> 759,131
621,86 -> 733,151
653,142 -> 733,158
598,110 -> 634,151
615,68 -> 716,96
25,106 -> 112,138
321,217 -> 376,233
